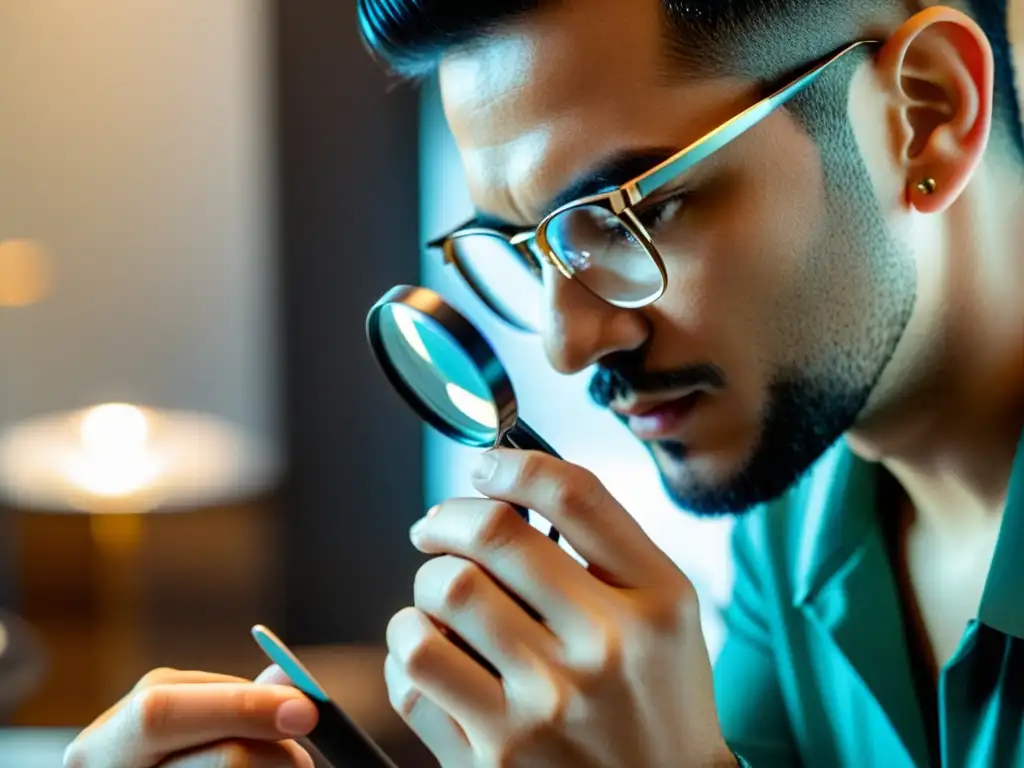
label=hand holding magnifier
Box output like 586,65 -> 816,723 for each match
366,285 -> 561,543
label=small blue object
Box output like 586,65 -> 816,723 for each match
251,624 -> 329,703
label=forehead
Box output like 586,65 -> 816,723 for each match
437,0 -> 748,224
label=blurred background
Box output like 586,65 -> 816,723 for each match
1,1 -> 1021,765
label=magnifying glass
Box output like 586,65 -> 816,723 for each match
366,285 -> 560,543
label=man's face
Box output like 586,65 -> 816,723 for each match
438,0 -> 917,515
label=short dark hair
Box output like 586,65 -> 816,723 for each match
356,0 -> 1023,161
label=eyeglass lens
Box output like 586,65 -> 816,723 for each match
449,205 -> 665,330
448,233 -> 544,331
543,204 -> 663,306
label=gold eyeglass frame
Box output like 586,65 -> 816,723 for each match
428,39 -> 880,332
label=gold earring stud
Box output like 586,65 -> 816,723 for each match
915,177 -> 937,195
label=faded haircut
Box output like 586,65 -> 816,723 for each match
356,0 -> 1023,162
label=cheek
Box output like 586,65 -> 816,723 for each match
647,127 -> 826,439
711,134 -> 827,369
659,150 -> 826,366
847,62 -> 906,211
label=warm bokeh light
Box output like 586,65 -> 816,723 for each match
0,405 -> 277,513
0,239 -> 53,307
79,403 -> 151,454
68,404 -> 161,499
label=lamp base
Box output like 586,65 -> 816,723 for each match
0,609 -> 47,724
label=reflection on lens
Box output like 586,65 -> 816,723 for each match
377,304 -> 499,445
544,204 -> 663,305
393,302 -> 432,363
450,234 -> 542,331
446,382 -> 498,429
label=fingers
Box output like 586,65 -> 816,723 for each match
66,683 -> 319,768
384,654 -> 472,765
386,606 -> 505,736
72,670 -> 261,744
157,739 -> 313,768
469,449 -> 673,587
413,554 -> 559,678
133,669 -> 254,689
411,497 -> 614,636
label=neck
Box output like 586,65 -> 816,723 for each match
848,157 -> 1024,536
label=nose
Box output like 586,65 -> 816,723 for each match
540,265 -> 650,374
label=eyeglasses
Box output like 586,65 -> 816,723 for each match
428,39 -> 880,333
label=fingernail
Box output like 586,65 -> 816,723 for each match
410,505 -> 439,538
276,697 -> 318,736
472,452 -> 498,483
255,664 -> 289,685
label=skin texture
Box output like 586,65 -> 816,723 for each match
386,449 -> 736,767
71,2 -> 1023,766
378,2 -> 1021,764
436,0 -> 1002,519
63,667 -> 317,767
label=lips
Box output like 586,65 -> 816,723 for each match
612,390 -> 706,440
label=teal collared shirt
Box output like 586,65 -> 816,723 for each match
714,429 -> 1024,767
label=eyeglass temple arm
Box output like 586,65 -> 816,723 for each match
428,224 -> 537,254
632,39 -> 880,200
427,221 -> 478,249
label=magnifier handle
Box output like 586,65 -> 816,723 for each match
501,421 -> 562,459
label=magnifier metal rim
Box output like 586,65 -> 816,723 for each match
366,285 -> 518,448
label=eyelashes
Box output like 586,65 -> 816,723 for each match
637,193 -> 688,231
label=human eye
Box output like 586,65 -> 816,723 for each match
587,208 -> 643,247
590,190 -> 690,247
634,191 -> 688,235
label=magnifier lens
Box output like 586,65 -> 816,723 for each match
368,287 -> 562,546
376,303 -> 500,445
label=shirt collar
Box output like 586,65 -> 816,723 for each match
977,426 -> 1024,638
790,439 -> 878,607
788,440 -> 931,765
791,427 -> 1024,640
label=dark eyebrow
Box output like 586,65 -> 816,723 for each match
468,147 -> 680,232
543,147 -> 679,213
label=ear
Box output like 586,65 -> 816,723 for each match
875,7 -> 994,214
